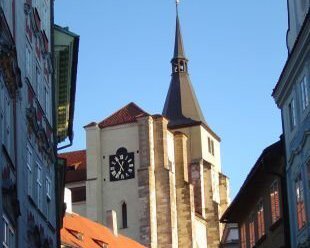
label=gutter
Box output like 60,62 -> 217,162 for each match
57,140 -> 73,151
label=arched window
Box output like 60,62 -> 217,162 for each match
180,61 -> 184,72
122,202 -> 128,228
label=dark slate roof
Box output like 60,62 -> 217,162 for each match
173,14 -> 186,59
163,14 -> 208,129
98,102 -> 149,129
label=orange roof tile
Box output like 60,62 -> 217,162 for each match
59,150 -> 86,183
61,213 -> 146,248
98,102 -> 149,129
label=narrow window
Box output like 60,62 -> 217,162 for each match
122,202 -> 128,228
295,174 -> 306,230
44,85 -> 49,119
300,76 -> 309,111
0,80 -> 4,143
288,99 -> 297,130
307,161 -> 310,189
180,61 -> 184,72
257,200 -> 265,238
26,145 -> 33,197
211,140 -> 215,156
36,66 -> 41,101
208,137 -> 211,153
36,162 -> 43,210
26,45 -> 32,80
249,214 -> 255,248
3,91 -> 12,155
270,180 -> 280,223
46,177 -> 51,219
240,224 -> 247,248
2,214 -> 15,248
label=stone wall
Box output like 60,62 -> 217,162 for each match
174,132 -> 196,248
203,163 -> 221,248
137,116 -> 158,248
153,117 -> 178,248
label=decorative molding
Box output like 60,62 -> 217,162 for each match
27,212 -> 54,248
26,106 -> 56,162
0,9 -> 22,98
24,1 -> 32,15
288,130 -> 310,164
2,165 -> 20,220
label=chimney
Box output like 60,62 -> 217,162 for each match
106,210 -> 118,236
64,187 -> 72,213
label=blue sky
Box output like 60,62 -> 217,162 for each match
55,1 -> 288,198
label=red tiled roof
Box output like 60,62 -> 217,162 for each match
61,213 -> 146,248
98,102 -> 149,129
59,150 -> 86,183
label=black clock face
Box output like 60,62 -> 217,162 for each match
109,147 -> 135,181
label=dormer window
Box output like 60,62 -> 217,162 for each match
67,229 -> 84,241
93,239 -> 109,248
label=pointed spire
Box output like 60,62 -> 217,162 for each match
173,10 -> 186,59
162,3 -> 206,127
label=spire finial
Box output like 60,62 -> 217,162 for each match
173,0 -> 186,60
176,0 -> 180,15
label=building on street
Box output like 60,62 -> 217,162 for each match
272,2 -> 309,247
221,140 -> 290,248
0,0 -> 79,247
63,7 -> 230,248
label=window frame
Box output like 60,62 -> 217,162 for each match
300,76 -> 309,111
36,162 -> 43,210
240,223 -> 247,248
270,179 -> 281,224
2,214 -> 15,248
249,213 -> 256,248
257,199 -> 265,239
288,98 -> 297,130
26,145 -> 33,197
295,173 -> 307,230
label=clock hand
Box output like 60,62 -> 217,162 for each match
116,160 -> 125,172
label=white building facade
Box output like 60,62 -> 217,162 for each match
273,2 -> 309,247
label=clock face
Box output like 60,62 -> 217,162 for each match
109,147 -> 135,181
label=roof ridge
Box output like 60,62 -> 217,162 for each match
101,102 -> 147,122
98,102 -> 149,129
59,149 -> 86,156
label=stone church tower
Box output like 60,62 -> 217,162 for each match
84,8 -> 229,248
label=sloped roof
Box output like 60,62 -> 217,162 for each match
59,150 -> 86,183
220,140 -> 284,223
61,213 -> 146,248
163,14 -> 209,130
98,102 -> 149,129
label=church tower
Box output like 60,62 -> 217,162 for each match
83,3 -> 230,248
163,11 -> 206,127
